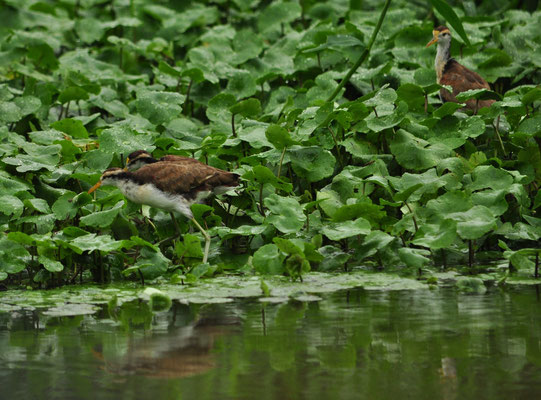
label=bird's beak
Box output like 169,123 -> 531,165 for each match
88,181 -> 102,194
426,34 -> 438,47
124,158 -> 130,171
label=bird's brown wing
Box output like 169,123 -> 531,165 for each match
132,162 -> 238,199
440,59 -> 494,110
159,155 -> 202,165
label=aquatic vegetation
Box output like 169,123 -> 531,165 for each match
0,0 -> 540,287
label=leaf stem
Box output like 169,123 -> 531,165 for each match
184,79 -> 193,116
326,0 -> 392,103
231,113 -> 237,137
404,201 -> 418,233
277,146 -> 287,179
259,183 -> 265,216
493,114 -> 506,156
328,125 -> 344,168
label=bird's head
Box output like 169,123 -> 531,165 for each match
88,167 -> 126,193
125,150 -> 155,171
426,25 -> 451,48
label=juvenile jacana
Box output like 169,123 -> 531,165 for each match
426,25 -> 495,112
126,150 -> 199,171
88,162 -> 240,263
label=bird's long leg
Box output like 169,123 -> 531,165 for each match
190,217 -> 210,263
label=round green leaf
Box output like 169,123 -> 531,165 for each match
265,124 -> 298,150
265,194 -> 306,234
290,146 -> 336,182
229,98 -> 261,118
321,217 -> 371,241
253,244 -> 285,275
39,255 -> 64,272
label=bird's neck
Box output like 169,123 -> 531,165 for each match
435,41 -> 451,83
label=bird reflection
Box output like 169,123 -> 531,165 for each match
92,307 -> 240,379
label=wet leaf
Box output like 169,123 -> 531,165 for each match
98,126 -> 155,155
80,201 -> 124,228
266,194 -> 306,234
63,233 -> 129,254
390,129 -> 452,171
0,195 -> 24,218
398,247 -> 430,269
265,124 -> 298,149
253,244 -> 285,275
39,255 -> 64,273
321,218 -> 371,240
135,90 -> 185,126
290,146 -> 336,182
50,118 -> 88,139
229,98 -> 261,118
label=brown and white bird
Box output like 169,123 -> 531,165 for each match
88,160 -> 240,263
426,25 -> 494,112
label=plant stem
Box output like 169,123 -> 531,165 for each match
493,114 -> 506,156
327,126 -> 344,168
468,240 -> 474,268
184,79 -> 193,115
277,147 -> 287,179
404,201 -> 418,233
231,113 -> 237,137
259,183 -> 265,216
535,252 -> 539,278
326,0 -> 392,103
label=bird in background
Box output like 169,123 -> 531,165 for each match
88,151 -> 240,263
426,25 -> 495,112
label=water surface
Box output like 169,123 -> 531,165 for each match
2,286 -> 541,399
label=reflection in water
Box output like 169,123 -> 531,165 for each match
2,287 -> 541,399
93,302 -> 241,379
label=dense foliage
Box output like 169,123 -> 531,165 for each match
1,0 -> 540,287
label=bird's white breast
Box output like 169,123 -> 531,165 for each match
118,180 -> 194,218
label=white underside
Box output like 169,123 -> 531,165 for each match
106,178 -> 238,219
115,179 -> 195,218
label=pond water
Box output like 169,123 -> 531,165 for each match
2,285 -> 541,400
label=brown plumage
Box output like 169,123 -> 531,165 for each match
126,161 -> 239,201
426,26 -> 494,112
126,150 -> 201,171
